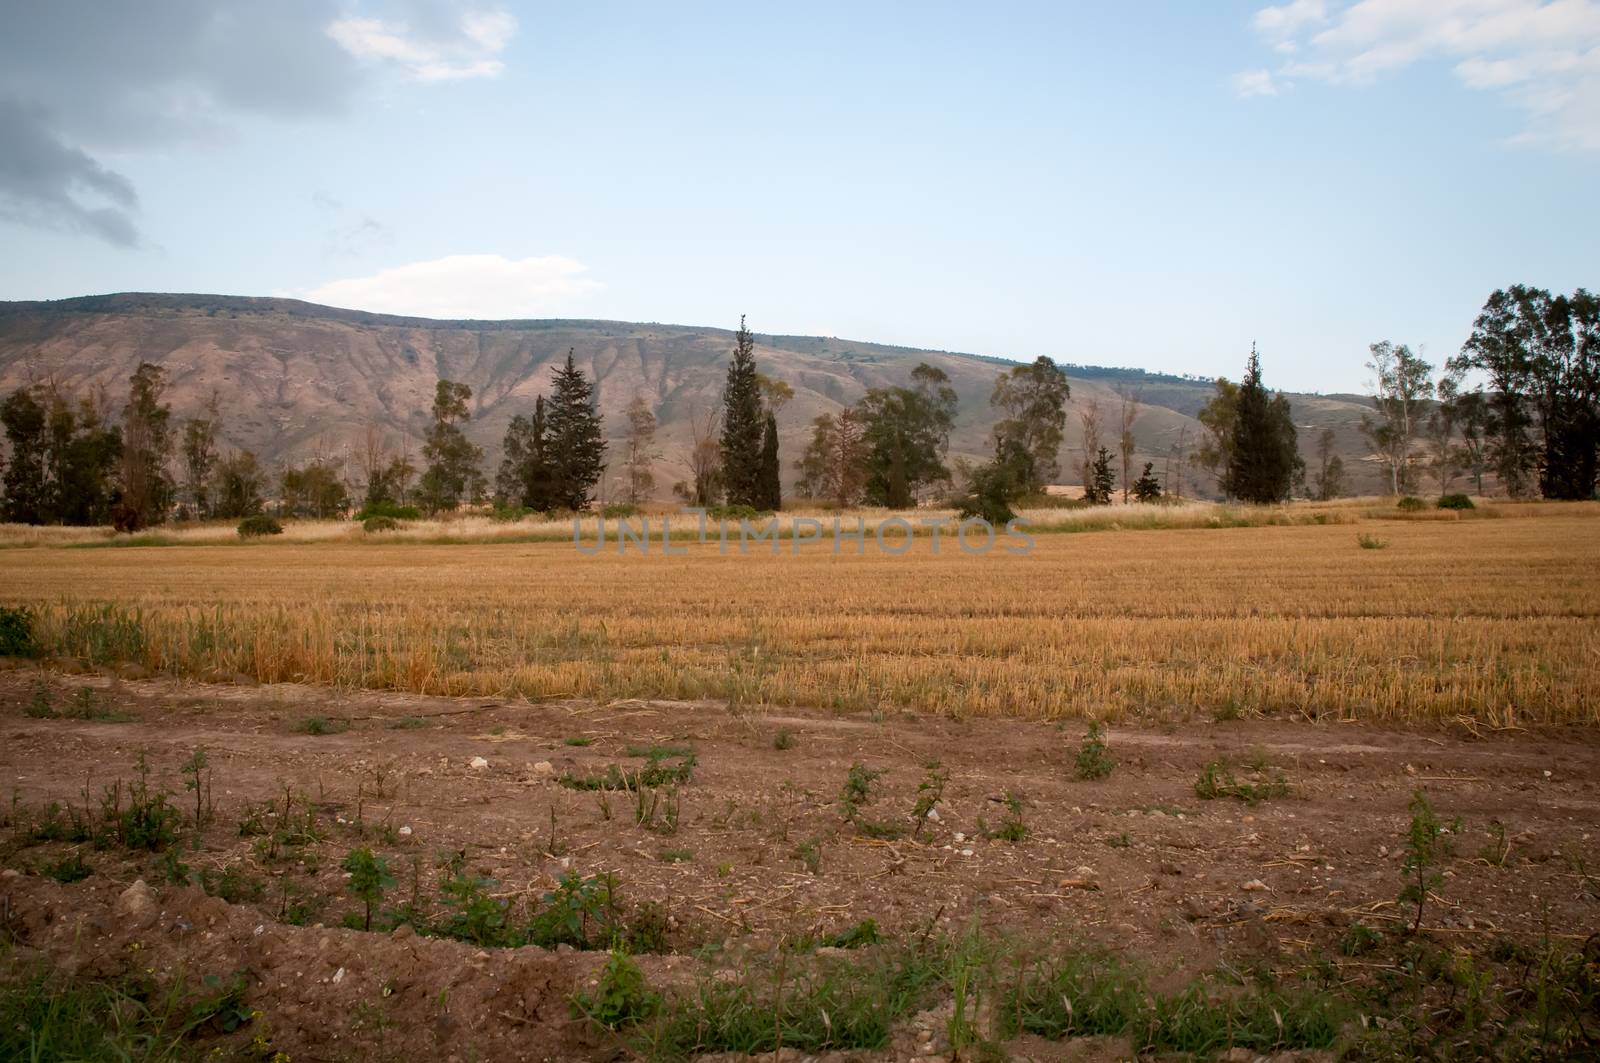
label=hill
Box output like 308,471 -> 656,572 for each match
0,293 -> 1385,499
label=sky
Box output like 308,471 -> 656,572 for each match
1,1 -> 1597,394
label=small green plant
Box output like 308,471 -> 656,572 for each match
794,839 -> 822,875
24,683 -> 55,718
658,848 -> 693,863
1438,493 -> 1475,510
1339,922 -> 1384,956
773,728 -> 795,750
1396,495 -> 1426,512
389,715 -> 427,730
1357,533 -> 1390,550
1194,760 -> 1288,804
572,950 -> 661,1029
1479,820 -> 1511,867
530,871 -> 617,950
203,864 -> 265,904
984,791 -> 1028,843
634,784 -> 680,834
1075,721 -> 1114,780
342,847 -> 395,931
911,761 -> 948,839
1400,788 -> 1444,932
564,735 -> 594,747
43,852 -> 93,883
826,918 -> 882,949
236,514 -> 283,538
437,868 -> 511,945
295,715 -> 349,736
181,747 -> 210,829
0,606 -> 37,658
839,761 -> 886,823
1105,832 -> 1131,849
99,753 -> 181,851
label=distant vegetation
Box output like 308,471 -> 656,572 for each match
1,284 -> 1595,529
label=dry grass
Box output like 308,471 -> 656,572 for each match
1,505 -> 1596,727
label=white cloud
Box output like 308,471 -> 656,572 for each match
1237,0 -> 1600,149
304,254 -> 602,319
1233,69 -> 1284,97
328,7 -> 516,82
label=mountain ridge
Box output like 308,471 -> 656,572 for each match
0,292 -> 1385,498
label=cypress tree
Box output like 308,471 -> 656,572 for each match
1132,462 -> 1162,502
497,396 -> 557,512
547,349 -> 606,510
758,411 -> 781,510
1086,447 -> 1116,504
1222,346 -> 1301,504
719,316 -> 765,507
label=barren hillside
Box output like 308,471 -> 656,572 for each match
0,293 -> 1384,498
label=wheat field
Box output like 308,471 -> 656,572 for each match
2,505 -> 1597,726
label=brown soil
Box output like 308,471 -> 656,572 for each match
2,667 -> 1598,1061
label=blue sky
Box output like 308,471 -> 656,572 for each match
2,1 -> 1597,393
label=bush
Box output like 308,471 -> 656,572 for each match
705,504 -> 766,521
236,515 -> 283,538
1396,496 -> 1426,512
1438,493 -> 1475,510
0,606 -> 37,658
355,501 -> 421,521
362,515 -> 399,533
490,505 -> 532,523
600,503 -> 640,519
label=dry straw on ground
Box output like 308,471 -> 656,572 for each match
3,502 -> 1595,727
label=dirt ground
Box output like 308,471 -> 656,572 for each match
1,667 -> 1598,1061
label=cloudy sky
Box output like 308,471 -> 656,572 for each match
2,1 -> 1596,393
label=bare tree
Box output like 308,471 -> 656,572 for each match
1360,341 -> 1433,496
1116,388 -> 1140,503
1076,397 -> 1103,494
685,403 -> 722,506
623,395 -> 659,504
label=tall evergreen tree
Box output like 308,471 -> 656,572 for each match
418,379 -> 485,513
1085,447 -> 1116,504
757,410 -> 781,510
547,350 -> 606,510
1,387 -> 49,524
115,362 -> 174,530
1132,462 -> 1162,502
1221,346 -> 1301,504
497,396 -> 558,511
719,316 -> 765,507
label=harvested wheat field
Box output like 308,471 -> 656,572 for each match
4,506 -> 1599,726
2,508 -> 1599,1061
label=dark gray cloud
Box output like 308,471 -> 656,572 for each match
0,0 -> 358,247
0,100 -> 140,247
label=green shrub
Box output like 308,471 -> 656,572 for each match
490,504 -> 532,523
362,515 -> 400,533
355,501 -> 421,521
1438,493 -> 1475,510
600,502 -> 640,519
236,515 -> 283,538
705,504 -> 766,521
0,606 -> 37,658
573,950 -> 661,1029
1356,533 -> 1389,550
1074,721 -> 1114,780
1396,496 -> 1426,512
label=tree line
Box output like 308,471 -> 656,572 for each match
2,286 -> 1593,528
